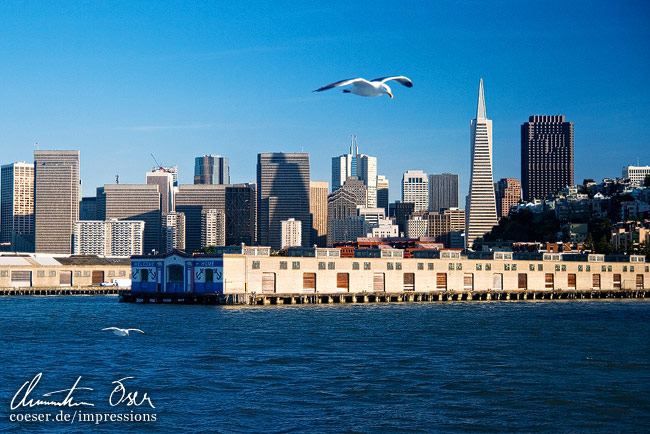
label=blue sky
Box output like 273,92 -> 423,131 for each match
0,1 -> 648,201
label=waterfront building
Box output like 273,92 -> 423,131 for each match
402,170 -> 429,212
176,185 -> 225,252
428,173 -> 459,212
194,155 -> 229,185
34,150 -> 80,254
310,181 -> 328,247
201,208 -> 226,248
622,165 -> 650,187
521,115 -> 574,201
257,153 -> 310,249
465,79 -> 498,249
281,218 -> 302,249
377,175 -> 389,215
73,218 -> 144,257
495,178 -> 522,218
1,162 -> 34,251
146,170 -> 174,215
162,212 -> 186,253
99,184 -> 161,254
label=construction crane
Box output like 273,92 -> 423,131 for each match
150,153 -> 169,173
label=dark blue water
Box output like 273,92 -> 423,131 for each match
1,297 -> 649,433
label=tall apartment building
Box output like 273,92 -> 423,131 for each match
1,162 -> 34,251
34,150 -> 80,254
257,153 -> 310,249
402,170 -> 428,212
465,79 -> 498,249
146,170 -> 174,215
98,184 -> 161,254
622,165 -> 650,187
406,213 -> 428,238
428,173 -> 458,212
494,178 -> 522,218
310,181 -> 328,247
357,154 -> 377,208
521,115 -> 574,201
73,219 -> 144,257
429,208 -> 466,248
175,185 -> 226,252
162,211 -> 186,253
194,155 -> 230,185
281,218 -> 302,249
201,208 -> 226,247
377,175 -> 389,215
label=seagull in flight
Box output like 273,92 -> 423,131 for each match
314,76 -> 413,99
102,327 -> 145,336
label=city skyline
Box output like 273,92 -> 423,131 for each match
0,1 -> 647,203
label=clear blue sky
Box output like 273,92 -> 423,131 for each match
0,1 -> 648,201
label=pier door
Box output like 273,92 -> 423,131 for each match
11,271 -> 31,288
637,274 -> 644,290
592,274 -> 601,290
545,273 -> 554,290
436,273 -> 447,290
92,270 -> 104,285
463,273 -> 473,291
337,273 -> 349,292
568,274 -> 576,290
59,271 -> 72,286
373,273 -> 385,291
403,273 -> 415,291
262,272 -> 276,293
166,264 -> 184,293
492,273 -> 503,290
613,274 -> 621,290
518,273 -> 528,290
303,273 -> 316,293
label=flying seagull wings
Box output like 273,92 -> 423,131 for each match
127,328 -> 145,334
102,327 -> 119,331
314,78 -> 372,92
371,76 -> 414,87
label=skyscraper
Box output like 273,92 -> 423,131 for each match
465,79 -> 498,249
521,115 -> 574,201
162,211 -> 186,252
494,178 -> 522,218
98,184 -> 161,254
194,155 -> 230,185
281,218 -> 302,249
224,184 -> 256,246
146,170 -> 174,215
377,175 -> 389,215
402,170 -> 428,212
326,178 -> 367,247
201,208 -> 226,248
175,185 -> 226,252
257,153 -> 310,249
357,154 -> 377,208
1,162 -> 34,251
34,150 -> 80,254
428,173 -> 458,212
73,219 -> 144,257
310,181 -> 328,247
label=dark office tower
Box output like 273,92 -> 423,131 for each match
257,153 -> 310,249
79,197 -> 97,220
1,162 -> 34,250
175,185 -> 226,253
394,202 -> 415,236
377,175 -> 389,215
194,155 -> 230,185
34,150 -> 80,254
521,115 -> 574,201
98,184 -> 161,254
225,184 -> 256,245
428,173 -> 459,212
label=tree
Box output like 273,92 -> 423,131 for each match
584,233 -> 595,252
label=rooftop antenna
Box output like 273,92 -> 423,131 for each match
34,142 -> 39,150
349,134 -> 357,155
115,174 -> 119,184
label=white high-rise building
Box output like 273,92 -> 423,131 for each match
146,170 -> 174,215
201,208 -> 226,248
162,212 -> 186,253
281,218 -> 302,249
358,154 -> 377,208
1,162 -> 34,250
73,219 -> 144,257
406,214 -> 428,238
465,78 -> 498,249
402,170 -> 429,211
622,165 -> 650,186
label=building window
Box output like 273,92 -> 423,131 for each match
623,266 -> 627,272
0,271 -> 7,277
292,261 -> 300,270
252,261 -> 260,269
485,263 -> 491,271
352,262 -> 359,270
646,266 -> 649,272
387,263 -> 394,270
456,263 -> 462,270
428,263 -> 434,271
602,265 -> 606,272
578,265 -> 583,272
119,271 -> 126,276
73,271 -> 81,277
418,263 -> 424,271
50,271 -> 57,277
504,264 -> 510,271
561,265 -> 566,272
37,271 -> 45,277
555,265 -> 560,271
630,266 -> 634,272
328,262 -> 335,270
396,262 -> 402,270
205,268 -> 214,282
140,269 -> 149,282
586,265 -> 590,272
83,271 -> 91,277
608,266 -> 612,272
108,271 -> 115,277
538,264 -> 543,271
280,261 -> 287,270
512,264 -> 517,271
318,262 -> 326,270
364,262 -> 371,270
476,263 -> 482,271
448,263 -> 454,270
